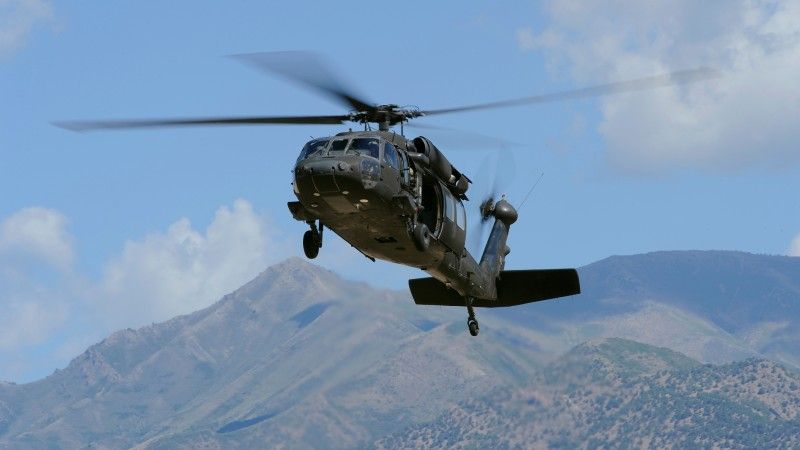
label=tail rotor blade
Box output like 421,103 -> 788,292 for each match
467,150 -> 516,256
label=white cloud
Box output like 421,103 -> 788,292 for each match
95,199 -> 286,328
0,206 -> 74,271
519,0 -> 800,173
0,292 -> 67,351
0,207 -> 74,380
0,199 -> 288,381
790,233 -> 800,256
0,0 -> 53,58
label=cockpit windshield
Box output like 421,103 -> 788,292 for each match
297,138 -> 328,162
327,139 -> 349,155
299,136 -> 383,160
347,138 -> 380,159
326,137 -> 381,159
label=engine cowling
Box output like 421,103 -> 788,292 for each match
408,136 -> 469,196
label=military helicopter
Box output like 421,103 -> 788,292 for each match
58,52 -> 717,336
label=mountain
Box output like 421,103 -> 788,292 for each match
0,258 -> 545,449
1,250 -> 799,448
489,250 -> 800,367
376,338 -> 800,449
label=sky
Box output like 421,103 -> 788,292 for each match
1,0 -> 799,382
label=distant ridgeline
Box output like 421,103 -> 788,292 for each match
490,250 -> 800,368
377,338 -> 800,449
1,251 -> 799,448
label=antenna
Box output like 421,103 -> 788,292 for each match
518,172 -> 544,210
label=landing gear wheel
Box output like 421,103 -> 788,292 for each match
466,300 -> 479,336
468,318 -> 480,336
412,223 -> 431,251
303,230 -> 320,259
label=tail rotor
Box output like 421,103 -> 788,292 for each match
468,150 -> 515,256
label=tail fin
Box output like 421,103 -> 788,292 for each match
477,198 -> 518,297
409,268 -> 580,308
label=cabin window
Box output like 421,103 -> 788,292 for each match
456,199 -> 466,231
383,142 -> 399,170
443,190 -> 456,222
420,181 -> 440,234
328,139 -> 349,155
399,150 -> 410,186
348,138 -> 380,159
297,138 -> 328,162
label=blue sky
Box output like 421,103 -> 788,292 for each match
1,0 -> 800,382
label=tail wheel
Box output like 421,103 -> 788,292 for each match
412,223 -> 431,251
303,230 -> 320,259
468,318 -> 479,336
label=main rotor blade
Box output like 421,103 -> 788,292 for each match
406,122 -> 519,149
421,68 -> 720,117
229,51 -> 375,113
54,114 -> 350,132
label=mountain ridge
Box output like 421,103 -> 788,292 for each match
2,250 -> 800,448
376,338 -> 800,449
490,249 -> 800,367
0,256 -> 545,449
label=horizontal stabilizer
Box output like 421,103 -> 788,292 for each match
409,269 -> 580,308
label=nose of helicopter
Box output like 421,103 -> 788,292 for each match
293,156 -> 380,209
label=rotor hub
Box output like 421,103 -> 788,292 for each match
350,105 -> 424,128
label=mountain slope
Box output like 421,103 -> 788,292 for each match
490,251 -> 800,366
0,258 -> 545,449
2,251 -> 800,448
376,338 -> 800,449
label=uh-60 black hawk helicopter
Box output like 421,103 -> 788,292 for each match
59,52 -> 717,336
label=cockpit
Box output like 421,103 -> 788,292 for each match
297,136 -> 384,162
329,137 -> 381,158
297,138 -> 329,162
294,134 -> 409,199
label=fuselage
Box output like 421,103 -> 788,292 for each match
288,130 -> 510,301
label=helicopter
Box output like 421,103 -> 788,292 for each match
58,52 -> 718,336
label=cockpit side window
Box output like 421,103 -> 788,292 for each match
399,150 -> 410,186
297,138 -> 329,162
443,190 -> 456,222
328,139 -> 349,155
383,142 -> 399,170
348,138 -> 380,159
456,199 -> 466,232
